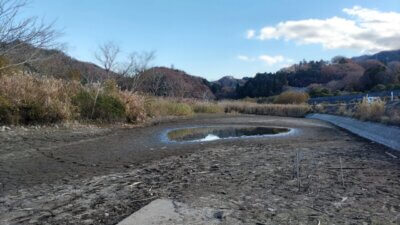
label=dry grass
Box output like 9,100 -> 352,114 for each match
313,104 -> 326,113
145,98 -> 194,117
336,103 -> 351,116
190,101 -> 224,114
0,74 -> 148,124
274,91 -> 309,104
119,91 -> 147,123
220,101 -> 311,117
0,73 -> 313,125
355,98 -> 385,121
385,108 -> 400,125
0,74 -> 80,124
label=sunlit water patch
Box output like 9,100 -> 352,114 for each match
167,126 -> 291,142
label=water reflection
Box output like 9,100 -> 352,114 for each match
167,126 -> 290,142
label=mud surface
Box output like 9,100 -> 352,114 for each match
1,114 -> 400,224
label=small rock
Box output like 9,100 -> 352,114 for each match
1,126 -> 10,132
213,211 -> 224,220
210,165 -> 219,171
104,212 -> 109,217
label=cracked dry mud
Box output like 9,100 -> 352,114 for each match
1,114 -> 400,225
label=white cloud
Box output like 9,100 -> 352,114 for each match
237,54 -> 253,61
246,29 -> 256,39
251,6 -> 400,53
238,54 -> 293,66
259,55 -> 285,65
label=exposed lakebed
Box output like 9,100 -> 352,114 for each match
166,126 -> 291,142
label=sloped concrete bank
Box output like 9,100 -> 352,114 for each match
307,113 -> 400,151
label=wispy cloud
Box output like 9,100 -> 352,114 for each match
246,29 -> 256,39
238,54 -> 293,66
248,6 -> 400,53
237,54 -> 253,61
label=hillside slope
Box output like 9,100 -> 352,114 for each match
134,67 -> 215,99
353,49 -> 400,64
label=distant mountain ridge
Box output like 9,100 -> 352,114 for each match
209,76 -> 248,99
352,49 -> 400,64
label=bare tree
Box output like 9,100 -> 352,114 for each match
94,41 -> 120,79
93,40 -> 156,90
0,0 -> 60,71
146,68 -> 164,95
118,50 -> 156,92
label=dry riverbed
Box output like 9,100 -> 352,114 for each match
1,115 -> 400,225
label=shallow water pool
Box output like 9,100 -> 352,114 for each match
167,126 -> 290,142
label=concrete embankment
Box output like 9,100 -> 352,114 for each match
307,113 -> 400,151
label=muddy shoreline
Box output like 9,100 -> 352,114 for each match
1,115 -> 400,224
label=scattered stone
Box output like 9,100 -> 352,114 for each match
213,211 -> 224,220
0,126 -> 10,132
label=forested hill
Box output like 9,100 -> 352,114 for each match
12,44 -> 400,99
235,50 -> 400,99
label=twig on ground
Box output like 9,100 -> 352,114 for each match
305,205 -> 332,217
327,167 -> 366,170
131,195 -> 158,202
296,150 -> 301,191
339,157 -> 344,187
385,152 -> 398,159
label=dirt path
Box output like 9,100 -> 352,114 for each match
1,115 -> 400,224
307,113 -> 400,151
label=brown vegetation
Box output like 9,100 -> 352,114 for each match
311,98 -> 400,126
274,91 -> 309,104
355,98 -> 386,121
0,72 -> 315,125
0,73 -> 219,125
220,101 -> 310,117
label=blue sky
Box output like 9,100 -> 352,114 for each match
25,0 -> 400,80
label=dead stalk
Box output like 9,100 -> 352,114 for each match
91,84 -> 101,119
339,157 -> 344,187
296,150 -> 301,191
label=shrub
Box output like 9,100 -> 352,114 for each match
0,95 -> 18,124
274,91 -> 309,104
0,56 -> 16,77
95,94 -> 125,121
309,87 -> 332,97
73,89 -> 125,121
371,84 -> 386,92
